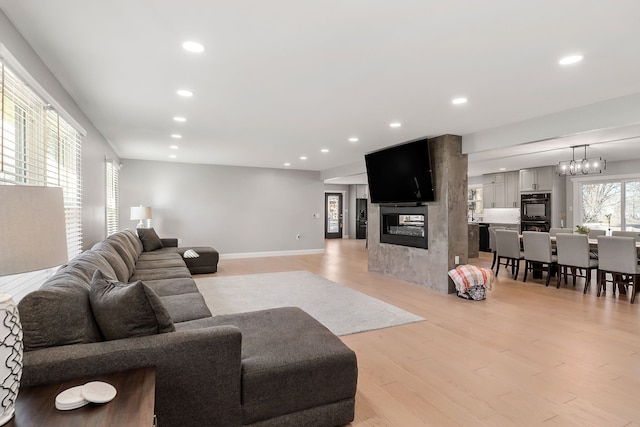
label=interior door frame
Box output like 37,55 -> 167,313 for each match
324,190 -> 347,238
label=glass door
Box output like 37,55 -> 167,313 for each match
325,193 -> 343,239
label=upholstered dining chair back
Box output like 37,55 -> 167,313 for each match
494,229 -> 524,279
555,233 -> 591,268
522,231 -> 552,263
495,230 -> 521,259
588,229 -> 606,239
611,230 -> 640,241
597,236 -> 638,274
549,227 -> 572,237
488,226 -> 505,252
556,233 -> 599,293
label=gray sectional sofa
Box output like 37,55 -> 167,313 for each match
18,229 -> 358,427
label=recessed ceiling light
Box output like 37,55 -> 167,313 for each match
348,137 -> 359,142
559,54 -> 583,65
173,116 -> 187,122
452,97 -> 468,105
389,122 -> 402,128
177,89 -> 194,97
499,167 -> 506,171
284,162 -> 291,166
171,134 -> 182,139
182,41 -> 204,53
169,154 -> 177,159
300,156 -> 307,160
169,145 -> 179,149
321,149 -> 329,153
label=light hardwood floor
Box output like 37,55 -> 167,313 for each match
212,239 -> 640,426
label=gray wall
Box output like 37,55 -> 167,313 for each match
0,10 -> 120,250
120,159 -> 325,255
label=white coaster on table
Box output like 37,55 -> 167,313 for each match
55,385 -> 89,411
81,381 -> 117,404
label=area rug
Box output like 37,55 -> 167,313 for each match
195,270 -> 425,336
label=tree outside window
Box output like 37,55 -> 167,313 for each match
581,182 -> 620,230
624,181 -> 640,230
580,180 -> 640,232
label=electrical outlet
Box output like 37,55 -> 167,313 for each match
454,255 -> 460,264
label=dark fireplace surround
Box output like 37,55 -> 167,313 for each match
380,205 -> 428,249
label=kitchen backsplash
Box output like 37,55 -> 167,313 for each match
483,208 -> 520,224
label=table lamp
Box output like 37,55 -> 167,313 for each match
130,205 -> 152,228
0,185 -> 69,426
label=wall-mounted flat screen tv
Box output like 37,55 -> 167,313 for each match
364,138 -> 435,204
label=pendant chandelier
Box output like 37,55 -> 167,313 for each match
557,144 -> 606,176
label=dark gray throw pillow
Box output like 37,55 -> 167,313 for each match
90,270 -> 175,340
137,227 -> 164,252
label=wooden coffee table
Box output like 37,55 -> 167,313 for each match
8,367 -> 156,427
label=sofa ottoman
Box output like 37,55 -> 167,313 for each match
177,246 -> 219,274
175,307 -> 358,426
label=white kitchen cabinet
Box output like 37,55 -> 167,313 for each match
504,171 -> 519,208
519,166 -> 553,192
535,167 -> 554,191
482,173 -> 504,185
482,172 -> 513,208
483,181 -> 505,208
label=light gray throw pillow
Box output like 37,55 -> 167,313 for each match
90,270 -> 175,340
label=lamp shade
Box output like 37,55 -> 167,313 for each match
130,206 -> 152,220
0,185 -> 67,425
0,186 -> 68,276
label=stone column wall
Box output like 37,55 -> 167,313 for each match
367,134 -> 468,293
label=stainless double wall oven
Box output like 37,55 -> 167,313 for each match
521,192 -> 551,232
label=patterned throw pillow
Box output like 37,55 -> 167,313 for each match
182,249 -> 200,259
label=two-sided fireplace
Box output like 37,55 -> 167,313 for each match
380,205 -> 428,249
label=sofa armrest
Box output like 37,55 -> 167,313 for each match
161,238 -> 178,247
23,326 -> 242,427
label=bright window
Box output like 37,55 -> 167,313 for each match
0,46 -> 85,300
580,179 -> 640,231
106,158 -> 119,236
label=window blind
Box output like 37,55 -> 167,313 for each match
0,48 -> 84,300
106,158 -> 119,236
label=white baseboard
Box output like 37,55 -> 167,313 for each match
220,248 -> 325,260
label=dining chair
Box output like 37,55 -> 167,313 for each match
597,235 -> 640,303
611,230 -> 640,241
522,231 -> 557,286
495,229 -> 524,279
549,227 -> 573,237
587,229 -> 606,259
488,226 -> 505,271
555,233 -> 598,293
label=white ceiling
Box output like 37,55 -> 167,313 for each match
2,1 -> 640,181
